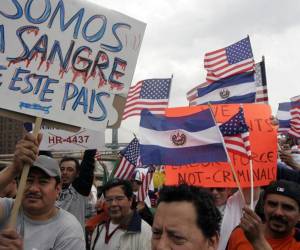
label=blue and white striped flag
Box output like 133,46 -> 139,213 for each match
194,71 -> 256,105
139,109 -> 228,165
277,102 -> 291,133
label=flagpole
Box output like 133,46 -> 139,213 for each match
166,74 -> 174,108
249,156 -> 254,210
240,104 -> 254,210
207,103 -> 246,204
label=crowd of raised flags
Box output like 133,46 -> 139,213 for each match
113,36 -> 299,202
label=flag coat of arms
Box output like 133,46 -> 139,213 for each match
195,71 -> 256,105
204,37 -> 255,83
139,109 -> 228,165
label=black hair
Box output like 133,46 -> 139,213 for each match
59,156 -> 80,173
102,178 -> 133,199
263,180 -> 300,209
39,150 -> 53,158
157,184 -> 221,238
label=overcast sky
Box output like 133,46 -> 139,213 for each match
88,0 -> 300,143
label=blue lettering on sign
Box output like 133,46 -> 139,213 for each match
101,23 -> 131,52
39,78 -> 59,102
9,67 -> 31,91
0,25 -> 5,53
25,0 -> 51,24
0,0 -> 23,19
109,57 -> 127,86
28,34 -> 48,62
88,91 -> 109,121
19,101 -> 52,114
9,67 -> 57,102
47,40 -> 75,71
7,26 -> 39,63
48,0 -> 85,39
82,15 -> 106,43
0,0 -> 130,51
61,82 -> 109,121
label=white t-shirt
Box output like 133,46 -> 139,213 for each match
218,191 -> 258,250
0,198 -> 85,250
93,221 -> 125,250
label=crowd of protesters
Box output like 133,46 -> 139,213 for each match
0,127 -> 300,250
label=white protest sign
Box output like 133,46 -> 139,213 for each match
39,127 -> 105,151
0,0 -> 146,131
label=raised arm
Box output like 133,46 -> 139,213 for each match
0,133 -> 41,220
72,149 -> 96,196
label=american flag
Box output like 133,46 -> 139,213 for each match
255,59 -> 268,104
291,95 -> 300,102
114,138 -> 141,180
219,108 -> 251,158
137,166 -> 155,202
122,78 -> 172,120
288,100 -> 300,138
204,37 -> 255,83
186,81 -> 208,106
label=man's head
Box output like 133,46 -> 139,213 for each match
263,180 -> 300,238
152,184 -> 221,250
103,179 -> 133,224
22,155 -> 61,219
209,187 -> 232,207
59,157 -> 80,186
130,171 -> 143,192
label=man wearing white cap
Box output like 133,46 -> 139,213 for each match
0,133 -> 85,250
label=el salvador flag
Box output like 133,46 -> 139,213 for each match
195,71 -> 256,105
139,109 -> 228,165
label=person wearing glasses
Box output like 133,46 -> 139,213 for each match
91,179 -> 152,250
209,187 -> 233,219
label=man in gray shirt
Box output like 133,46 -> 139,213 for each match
0,133 -> 85,250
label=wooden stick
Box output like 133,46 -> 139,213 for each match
207,104 -> 246,204
249,157 -> 254,210
8,117 -> 43,228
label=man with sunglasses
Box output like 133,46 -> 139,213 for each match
210,187 -> 232,219
91,178 -> 152,250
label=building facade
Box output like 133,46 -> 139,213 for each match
0,117 -> 24,154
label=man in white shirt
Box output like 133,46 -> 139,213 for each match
91,178 -> 151,250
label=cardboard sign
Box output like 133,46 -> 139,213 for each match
0,0 -> 146,131
39,127 -> 105,151
164,104 -> 277,188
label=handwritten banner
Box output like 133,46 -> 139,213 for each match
164,104 -> 277,188
0,0 -> 146,131
39,127 -> 105,151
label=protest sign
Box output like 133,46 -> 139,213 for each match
164,104 -> 277,188
39,127 -> 105,151
0,0 -> 146,131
